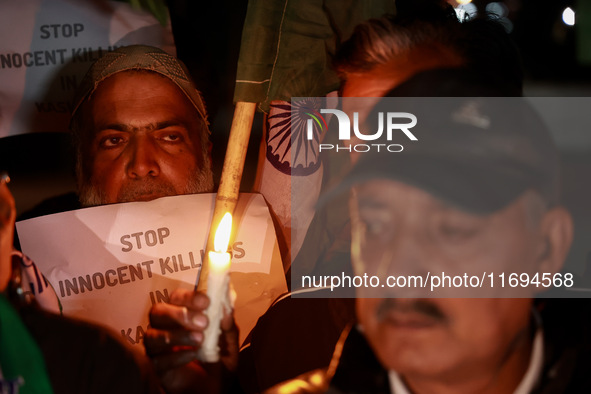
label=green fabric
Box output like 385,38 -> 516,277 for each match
0,295 -> 54,394
577,2 -> 591,64
113,0 -> 170,26
234,0 -> 396,112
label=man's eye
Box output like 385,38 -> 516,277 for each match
358,206 -> 392,238
99,136 -> 126,148
439,223 -> 478,241
360,218 -> 388,237
161,133 -> 183,142
365,221 -> 384,235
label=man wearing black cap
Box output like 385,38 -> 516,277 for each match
268,82 -> 590,392
244,13 -> 530,393
341,99 -> 573,394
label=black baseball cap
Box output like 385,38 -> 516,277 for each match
319,69 -> 560,214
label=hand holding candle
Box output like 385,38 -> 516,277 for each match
198,212 -> 233,362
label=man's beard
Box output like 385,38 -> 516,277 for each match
79,164 -> 214,207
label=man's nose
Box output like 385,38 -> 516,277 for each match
358,232 -> 431,298
383,233 -> 433,285
126,137 -> 160,178
377,232 -> 425,275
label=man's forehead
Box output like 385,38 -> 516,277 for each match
352,178 -> 516,217
70,45 -> 208,125
89,70 -> 186,99
84,71 -> 202,123
76,71 -> 207,137
354,178 -> 433,199
73,74 -> 205,153
351,179 -> 444,210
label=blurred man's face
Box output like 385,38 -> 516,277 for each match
351,179 -> 538,384
78,71 -> 213,206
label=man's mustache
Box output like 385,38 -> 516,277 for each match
117,180 -> 176,202
376,298 -> 447,323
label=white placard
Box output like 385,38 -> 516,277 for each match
17,193 -> 287,347
0,0 -> 175,137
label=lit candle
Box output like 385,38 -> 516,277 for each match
198,212 -> 233,362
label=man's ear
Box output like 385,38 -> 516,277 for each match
537,206 -> 574,274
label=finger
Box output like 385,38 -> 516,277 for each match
220,327 -> 239,371
144,328 -> 204,356
219,309 -> 239,371
221,320 -> 238,352
220,307 -> 235,332
168,288 -> 209,311
149,302 -> 208,331
151,349 -> 199,374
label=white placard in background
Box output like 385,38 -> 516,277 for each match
0,0 -> 175,137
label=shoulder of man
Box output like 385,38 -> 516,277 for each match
19,305 -> 162,394
242,288 -> 355,392
263,324 -> 390,394
533,298 -> 591,393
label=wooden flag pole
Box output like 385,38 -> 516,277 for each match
196,101 -> 257,291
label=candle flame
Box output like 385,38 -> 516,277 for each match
214,212 -> 232,253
